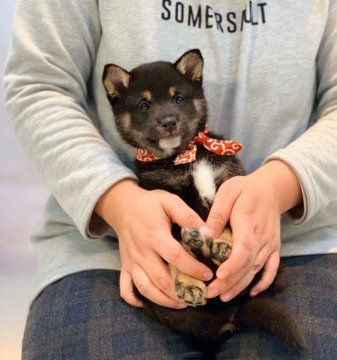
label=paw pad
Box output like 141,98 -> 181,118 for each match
181,227 -> 213,258
211,241 -> 231,265
175,279 -> 207,307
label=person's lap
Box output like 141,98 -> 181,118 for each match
22,254 -> 337,360
22,270 -> 204,360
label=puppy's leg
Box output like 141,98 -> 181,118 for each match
211,227 -> 233,266
169,227 -> 211,306
169,264 -> 207,307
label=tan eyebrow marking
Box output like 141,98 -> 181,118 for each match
169,86 -> 177,97
142,90 -> 152,101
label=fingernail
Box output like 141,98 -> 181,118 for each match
250,289 -> 258,297
176,303 -> 187,309
207,288 -> 219,298
220,294 -> 231,302
217,270 -> 229,279
199,225 -> 215,239
203,271 -> 213,281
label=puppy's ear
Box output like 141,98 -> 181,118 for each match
102,64 -> 131,101
175,49 -> 203,83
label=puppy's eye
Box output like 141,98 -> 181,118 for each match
139,101 -> 151,111
174,95 -> 185,104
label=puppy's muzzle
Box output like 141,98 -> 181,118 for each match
157,115 -> 178,132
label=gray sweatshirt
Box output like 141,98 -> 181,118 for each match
4,0 -> 337,298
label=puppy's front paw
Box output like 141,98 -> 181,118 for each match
181,227 -> 212,259
175,276 -> 207,307
211,227 -> 233,265
169,264 -> 208,306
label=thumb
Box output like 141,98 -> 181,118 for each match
206,179 -> 241,237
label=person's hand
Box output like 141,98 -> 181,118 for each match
95,180 -> 213,309
206,160 -> 302,302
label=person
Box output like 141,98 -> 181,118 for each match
4,1 -> 337,359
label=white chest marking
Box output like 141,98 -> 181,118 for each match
192,160 -> 216,205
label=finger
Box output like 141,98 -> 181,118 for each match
250,251 -> 280,296
220,270 -> 255,302
119,269 -> 144,308
207,267 -> 256,301
206,178 -> 242,237
207,269 -> 254,301
209,244 -> 275,301
162,193 -> 205,229
154,230 -> 213,282
154,193 -> 213,281
144,251 -> 180,300
215,216 -> 257,281
132,264 -> 187,309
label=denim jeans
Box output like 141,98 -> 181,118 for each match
22,254 -> 337,360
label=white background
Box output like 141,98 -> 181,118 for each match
1,1 -> 49,359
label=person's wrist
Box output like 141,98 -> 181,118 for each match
252,160 -> 303,214
94,179 -> 144,227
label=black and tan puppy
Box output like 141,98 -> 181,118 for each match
102,50 -> 304,350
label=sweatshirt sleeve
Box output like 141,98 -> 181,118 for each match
265,1 -> 337,224
4,0 -> 137,239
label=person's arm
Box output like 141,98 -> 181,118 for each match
4,0 -> 136,238
206,0 -> 337,301
4,0 -> 214,308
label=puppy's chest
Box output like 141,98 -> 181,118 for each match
190,160 -> 223,207
138,158 -> 227,207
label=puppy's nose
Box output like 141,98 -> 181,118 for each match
159,116 -> 177,130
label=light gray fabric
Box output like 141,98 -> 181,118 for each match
4,0 -> 337,300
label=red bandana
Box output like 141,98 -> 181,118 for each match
135,126 -> 243,165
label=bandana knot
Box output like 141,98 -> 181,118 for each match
136,125 -> 243,165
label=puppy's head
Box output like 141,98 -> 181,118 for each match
102,49 -> 207,158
